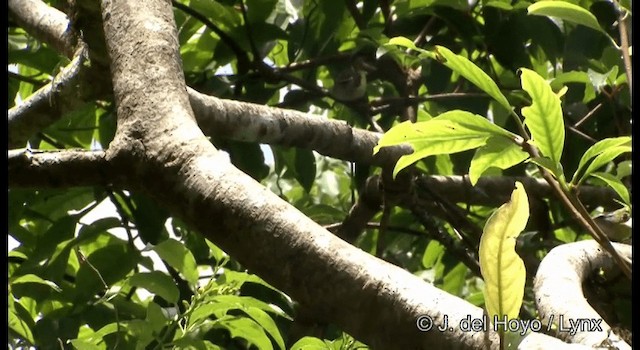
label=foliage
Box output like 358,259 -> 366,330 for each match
9,0 -> 631,348
479,182 -> 528,340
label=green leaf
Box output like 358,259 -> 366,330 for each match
243,307 -> 286,350
589,172 -> 630,206
11,274 -> 62,292
294,149 -> 316,193
128,272 -> 180,304
9,303 -> 35,344
70,339 -> 104,350
290,336 -> 330,350
131,193 -> 169,245
75,244 -> 138,300
527,1 -> 605,34
579,146 -> 631,185
527,156 -> 565,184
479,182 -> 528,327
571,136 -> 631,185
519,68 -> 564,165
469,137 -> 529,185
387,36 -> 422,52
374,110 -> 515,177
154,239 -> 199,287
422,240 -> 444,269
215,316 -> 273,350
433,45 -> 512,112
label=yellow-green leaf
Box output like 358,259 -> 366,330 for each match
153,239 -> 199,287
387,36 -> 422,52
528,1 -> 605,34
469,137 -> 529,186
571,136 -> 631,185
590,172 -> 631,206
479,182 -> 528,327
374,110 -> 511,177
520,68 -> 564,165
434,46 -> 512,112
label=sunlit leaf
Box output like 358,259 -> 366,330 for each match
520,68 -> 564,165
469,137 -> 529,185
571,136 -> 631,185
154,239 -> 199,287
479,182 -> 528,328
433,46 -> 513,112
528,1 -> 605,34
374,110 -> 514,177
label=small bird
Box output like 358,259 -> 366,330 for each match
330,65 -> 367,102
593,207 -> 632,243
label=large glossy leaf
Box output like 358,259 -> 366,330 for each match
479,182 -> 528,327
571,136 -> 631,185
469,137 -> 529,185
519,68 -> 564,165
527,1 -> 605,34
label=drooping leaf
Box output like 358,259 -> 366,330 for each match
294,148 -> 316,193
130,193 -> 169,245
519,68 -> 564,165
527,1 -> 605,34
571,136 -> 631,185
479,182 -> 528,328
589,172 -> 630,206
469,137 -> 529,185
153,239 -> 199,287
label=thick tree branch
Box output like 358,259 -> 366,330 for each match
8,44 -> 90,148
8,149 -> 115,188
534,241 -> 631,349
8,0 -> 77,58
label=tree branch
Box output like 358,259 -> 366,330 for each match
8,0 -> 77,58
534,241 -> 631,349
8,43 -> 91,148
8,149 -> 115,188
